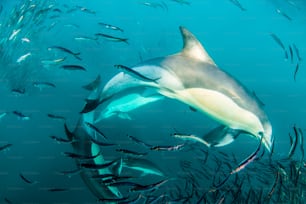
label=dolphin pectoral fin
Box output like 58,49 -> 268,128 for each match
202,125 -> 241,147
117,112 -> 132,120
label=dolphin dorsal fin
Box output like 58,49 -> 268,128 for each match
179,26 -> 215,65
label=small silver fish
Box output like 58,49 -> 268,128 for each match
95,33 -> 128,44
61,65 -> 86,71
74,36 -> 98,42
16,52 -> 31,63
21,37 -> 30,43
276,8 -> 292,21
12,111 -> 30,120
33,82 -> 56,90
0,112 -> 8,120
0,144 -> 12,152
9,29 -> 21,41
98,22 -> 124,32
41,57 -> 66,68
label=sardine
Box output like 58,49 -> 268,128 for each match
49,135 -> 73,144
270,33 -> 285,50
77,6 -> 96,14
80,158 -> 120,169
16,52 -> 31,64
56,168 -> 81,177
62,151 -> 101,160
90,138 -> 116,146
47,113 -> 65,121
19,173 -> 38,185
214,135 -> 263,188
288,125 -> 299,158
33,82 -> 56,89
115,64 -> 160,83
98,197 -> 129,202
9,29 -> 21,41
0,144 -> 12,152
61,65 -> 86,71
41,57 -> 66,66
47,188 -> 69,192
74,36 -> 98,42
264,171 -> 279,201
130,178 -> 169,192
294,62 -> 299,81
116,148 -> 148,157
0,112 -> 8,120
48,46 -> 81,60
289,45 -> 293,63
139,2 -> 166,10
229,0 -> 246,11
150,144 -> 185,151
270,33 -> 289,60
12,111 -> 30,120
170,0 -> 191,5
128,135 -> 152,148
276,8 -> 292,21
84,122 -> 107,139
292,43 -> 302,61
173,133 -> 210,147
4,198 -> 12,204
98,22 -> 124,32
95,33 -> 128,44
21,38 -> 30,43
11,88 -> 26,96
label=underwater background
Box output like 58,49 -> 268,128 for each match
1,0 -> 306,203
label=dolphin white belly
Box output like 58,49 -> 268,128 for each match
81,26 -> 273,151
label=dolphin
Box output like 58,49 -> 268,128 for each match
69,86 -> 123,202
81,26 -> 273,151
72,26 -> 273,200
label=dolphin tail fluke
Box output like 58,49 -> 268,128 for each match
202,125 -> 241,147
117,112 -> 132,120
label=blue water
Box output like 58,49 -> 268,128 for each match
0,0 -> 306,203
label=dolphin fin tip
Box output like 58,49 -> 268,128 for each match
178,26 -> 216,65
